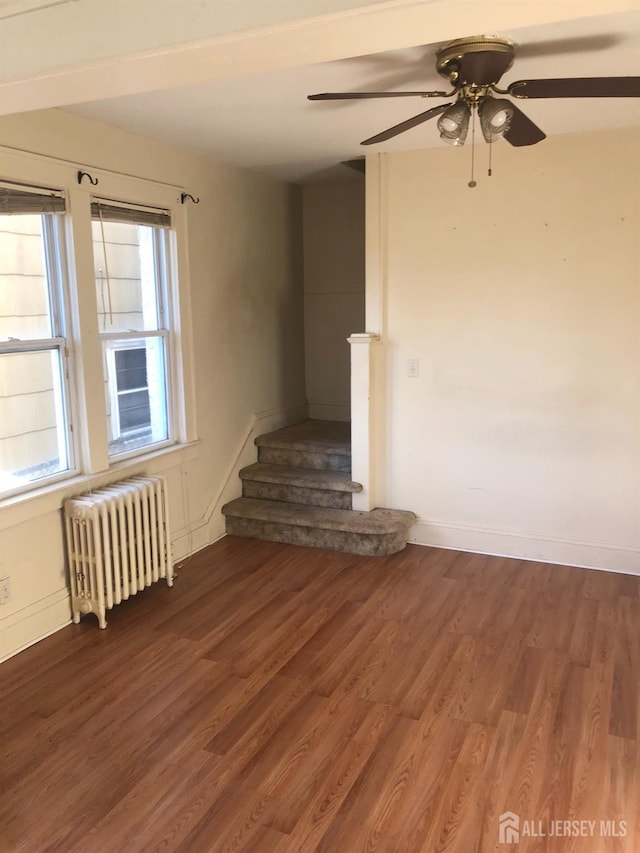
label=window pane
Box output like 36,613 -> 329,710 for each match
92,221 -> 161,333
0,213 -> 54,339
106,336 -> 168,457
118,389 -> 151,431
115,347 -> 147,391
0,349 -> 69,492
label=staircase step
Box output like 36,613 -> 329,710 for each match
240,464 -> 362,491
257,446 -> 350,471
255,419 -> 351,472
255,419 -> 350,455
240,464 -> 362,509
222,498 -> 416,557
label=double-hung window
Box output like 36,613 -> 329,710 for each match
0,151 -> 194,503
0,183 -> 73,494
91,199 -> 172,459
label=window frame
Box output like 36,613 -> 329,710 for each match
91,205 -> 175,461
0,191 -> 78,499
0,147 -> 197,506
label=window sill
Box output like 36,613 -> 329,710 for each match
0,438 -> 201,532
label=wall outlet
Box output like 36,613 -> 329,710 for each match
407,358 -> 419,378
0,577 -> 11,606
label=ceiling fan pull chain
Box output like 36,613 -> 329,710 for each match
468,104 -> 477,188
488,136 -> 493,177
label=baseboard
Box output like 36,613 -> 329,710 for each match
409,519 -> 640,574
0,587 -> 72,663
254,401 -> 309,432
308,402 -> 350,422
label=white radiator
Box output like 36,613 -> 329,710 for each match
64,475 -> 173,628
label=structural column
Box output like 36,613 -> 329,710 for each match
348,332 -> 379,511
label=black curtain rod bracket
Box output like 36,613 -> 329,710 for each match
77,170 -> 99,186
180,192 -> 200,205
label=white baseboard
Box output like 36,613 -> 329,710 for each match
308,402 -> 350,422
254,401 -> 309,432
0,587 -> 72,663
409,519 -> 640,574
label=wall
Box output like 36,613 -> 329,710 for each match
0,108 -> 306,661
303,179 -> 365,421
368,127 -> 640,572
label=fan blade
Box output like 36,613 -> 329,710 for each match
361,103 -> 451,145
508,77 -> 640,99
459,50 -> 514,86
503,103 -> 546,147
308,90 -> 450,100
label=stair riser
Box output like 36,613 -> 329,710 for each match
226,517 -> 408,557
243,481 -> 352,509
258,446 -> 350,472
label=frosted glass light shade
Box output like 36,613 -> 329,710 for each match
479,98 -> 514,142
437,101 -> 470,146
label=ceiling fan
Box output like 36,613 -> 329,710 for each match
308,35 -> 640,148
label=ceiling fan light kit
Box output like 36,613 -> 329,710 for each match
437,101 -> 470,145
479,98 -> 514,143
308,34 -> 640,182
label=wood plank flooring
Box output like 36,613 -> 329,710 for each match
1,537 -> 638,852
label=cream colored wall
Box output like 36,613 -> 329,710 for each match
369,127 -> 640,572
303,179 -> 365,421
0,108 -> 306,660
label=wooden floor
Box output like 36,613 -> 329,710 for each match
1,537 -> 638,853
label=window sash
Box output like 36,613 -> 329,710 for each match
92,219 -> 169,334
102,332 -> 171,457
0,342 -> 75,498
0,210 -> 67,343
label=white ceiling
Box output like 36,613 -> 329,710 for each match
1,1 -> 638,182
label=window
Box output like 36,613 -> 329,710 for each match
0,183 -> 73,495
0,152 -> 192,502
91,200 -> 172,458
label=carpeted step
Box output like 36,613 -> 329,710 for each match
255,419 -> 351,472
222,498 -> 416,557
255,419 -> 351,454
239,463 -> 362,509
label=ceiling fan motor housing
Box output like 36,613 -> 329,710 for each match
436,35 -> 515,88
